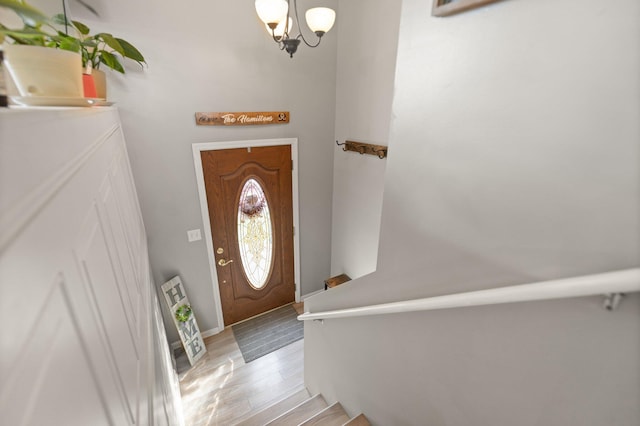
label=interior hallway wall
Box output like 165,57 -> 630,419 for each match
69,0 -> 338,342
330,0 -> 402,279
305,0 -> 640,423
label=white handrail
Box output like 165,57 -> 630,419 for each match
298,268 -> 640,321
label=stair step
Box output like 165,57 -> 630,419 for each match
265,394 -> 328,426
235,387 -> 311,426
299,402 -> 350,426
343,413 -> 371,426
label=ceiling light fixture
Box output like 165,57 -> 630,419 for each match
255,0 -> 336,58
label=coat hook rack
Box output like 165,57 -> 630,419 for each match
603,293 -> 625,311
336,140 -> 387,159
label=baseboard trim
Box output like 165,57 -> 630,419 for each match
301,289 -> 324,301
201,327 -> 221,339
170,326 -> 221,350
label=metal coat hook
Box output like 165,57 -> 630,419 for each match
603,293 -> 625,311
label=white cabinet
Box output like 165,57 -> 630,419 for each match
0,108 -> 181,425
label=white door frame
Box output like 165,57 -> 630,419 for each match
192,138 -> 301,332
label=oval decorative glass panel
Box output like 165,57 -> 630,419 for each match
237,178 -> 274,289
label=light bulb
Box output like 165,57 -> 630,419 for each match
305,7 -> 335,34
255,0 -> 288,26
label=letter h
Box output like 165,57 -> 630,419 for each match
165,283 -> 185,307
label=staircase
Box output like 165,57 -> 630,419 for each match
234,388 -> 370,426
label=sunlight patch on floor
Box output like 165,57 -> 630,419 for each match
177,325 -> 304,425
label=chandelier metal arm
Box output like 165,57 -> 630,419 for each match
291,0 -> 324,48
268,24 -> 288,44
270,27 -> 295,56
269,28 -> 282,43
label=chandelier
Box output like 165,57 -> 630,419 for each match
255,0 -> 336,58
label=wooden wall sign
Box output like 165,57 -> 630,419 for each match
195,111 -> 290,126
161,276 -> 207,366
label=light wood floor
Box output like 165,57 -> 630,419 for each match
179,303 -> 305,426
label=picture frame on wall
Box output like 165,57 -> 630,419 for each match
432,0 -> 502,17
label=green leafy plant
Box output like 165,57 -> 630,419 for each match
175,304 -> 193,323
1,1 -> 146,74
0,0 -> 53,46
52,13 -> 146,73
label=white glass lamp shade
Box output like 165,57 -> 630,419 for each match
305,7 -> 336,34
255,0 -> 288,26
265,17 -> 293,38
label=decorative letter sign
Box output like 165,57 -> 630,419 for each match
161,276 -> 207,366
195,111 -> 290,126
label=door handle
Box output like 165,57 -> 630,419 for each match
218,259 -> 234,267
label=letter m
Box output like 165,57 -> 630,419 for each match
180,317 -> 198,340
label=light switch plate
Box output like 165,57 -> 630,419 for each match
187,229 -> 202,242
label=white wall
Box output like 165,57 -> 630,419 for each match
1,108 -> 181,425
330,0 -> 402,279
68,0 -> 337,341
306,0 -> 640,424
377,0 -> 639,291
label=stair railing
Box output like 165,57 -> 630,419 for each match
298,268 -> 640,321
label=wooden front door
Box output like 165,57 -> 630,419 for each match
201,145 -> 295,325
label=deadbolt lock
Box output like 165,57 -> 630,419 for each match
216,247 -> 224,254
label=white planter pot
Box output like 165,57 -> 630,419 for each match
2,45 -> 83,98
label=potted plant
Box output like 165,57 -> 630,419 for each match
1,0 -> 146,101
0,0 -> 84,100
53,13 -> 146,99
